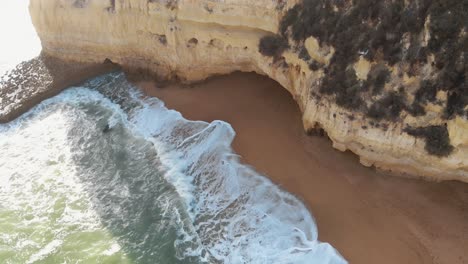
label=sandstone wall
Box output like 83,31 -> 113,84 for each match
29,0 -> 467,182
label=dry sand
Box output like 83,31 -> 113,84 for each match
138,72 -> 468,264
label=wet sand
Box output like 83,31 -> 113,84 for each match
138,72 -> 468,264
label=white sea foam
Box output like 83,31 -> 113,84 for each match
0,75 -> 347,263
87,73 -> 347,263
125,89 -> 347,264
0,98 -> 118,263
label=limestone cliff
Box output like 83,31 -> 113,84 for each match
29,0 -> 467,182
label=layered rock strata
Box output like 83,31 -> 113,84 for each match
29,0 -> 467,182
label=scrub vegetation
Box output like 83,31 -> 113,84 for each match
259,0 -> 467,156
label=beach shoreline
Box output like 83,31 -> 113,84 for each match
2,61 -> 467,263
138,72 -> 468,264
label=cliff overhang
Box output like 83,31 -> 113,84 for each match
28,0 -> 468,182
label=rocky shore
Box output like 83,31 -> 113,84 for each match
0,54 -> 117,123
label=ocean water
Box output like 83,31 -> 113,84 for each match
0,72 -> 346,263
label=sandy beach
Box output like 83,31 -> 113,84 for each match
138,72 -> 468,264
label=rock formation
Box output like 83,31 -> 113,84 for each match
0,54 -> 117,122
29,0 -> 467,182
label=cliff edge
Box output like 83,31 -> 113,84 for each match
29,0 -> 467,182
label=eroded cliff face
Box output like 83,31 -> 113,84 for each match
30,0 -> 467,182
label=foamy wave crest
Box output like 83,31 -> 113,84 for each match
84,72 -> 347,263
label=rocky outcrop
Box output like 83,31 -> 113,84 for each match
29,0 -> 467,182
0,54 -> 117,123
